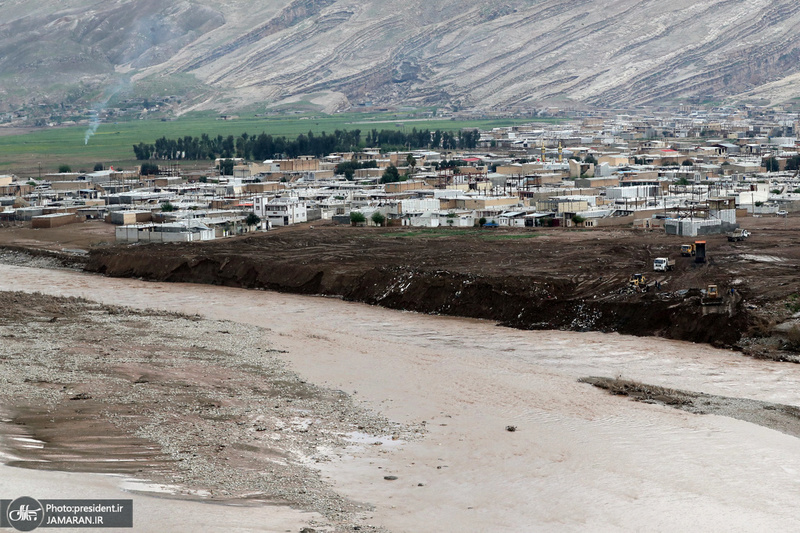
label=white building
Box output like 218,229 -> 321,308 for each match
116,222 -> 215,243
254,197 -> 308,227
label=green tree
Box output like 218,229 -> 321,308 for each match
371,211 -> 386,226
406,153 -> 417,174
58,164 -> 71,173
350,211 -> 366,225
763,157 -> 779,172
218,159 -> 235,175
93,163 -> 104,171
478,217 -> 487,227
676,177 -> 690,186
583,154 -> 597,165
161,201 -> 176,212
571,214 -> 586,226
246,212 -> 261,227
380,165 -> 401,183
681,159 -> 694,166
140,162 -> 159,175
786,155 -> 800,171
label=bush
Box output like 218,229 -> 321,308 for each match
58,164 -> 71,173
161,202 -> 176,212
94,163 -> 104,171
140,162 -> 159,176
370,212 -> 386,226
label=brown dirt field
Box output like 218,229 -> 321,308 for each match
0,220 -> 116,251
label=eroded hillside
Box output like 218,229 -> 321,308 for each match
2,0 -> 800,112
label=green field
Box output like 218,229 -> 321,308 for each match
0,111 -> 553,176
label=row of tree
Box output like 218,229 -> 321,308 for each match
132,128 -> 481,161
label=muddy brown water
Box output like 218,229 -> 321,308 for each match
4,264 -> 800,531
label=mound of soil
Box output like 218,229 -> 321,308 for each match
83,222 -> 792,348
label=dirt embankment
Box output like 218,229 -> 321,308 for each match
82,224 -> 769,348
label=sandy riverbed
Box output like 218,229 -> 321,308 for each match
3,264 -> 800,532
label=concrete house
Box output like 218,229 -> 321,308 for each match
254,197 -> 308,227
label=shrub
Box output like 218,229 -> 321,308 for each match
370,212 -> 386,226
161,202 -> 175,212
58,164 -> 71,173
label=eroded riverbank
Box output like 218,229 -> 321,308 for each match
3,264 -> 800,531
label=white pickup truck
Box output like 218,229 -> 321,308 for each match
653,257 -> 675,272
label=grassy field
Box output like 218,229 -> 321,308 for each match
0,111 -> 554,176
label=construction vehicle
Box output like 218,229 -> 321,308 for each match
695,240 -> 706,263
681,243 -> 696,256
701,284 -> 723,305
653,257 -> 675,272
628,273 -> 648,292
727,229 -> 749,242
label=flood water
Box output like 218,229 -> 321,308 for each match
2,264 -> 800,532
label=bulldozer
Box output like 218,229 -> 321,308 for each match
701,284 -> 723,305
628,273 -> 648,292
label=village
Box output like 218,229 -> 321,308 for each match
1,106 -> 799,245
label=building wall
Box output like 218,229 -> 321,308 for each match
31,213 -> 81,228
116,225 -> 215,243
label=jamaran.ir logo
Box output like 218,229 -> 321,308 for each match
6,497 -> 44,532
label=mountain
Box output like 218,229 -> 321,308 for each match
2,0 -> 800,114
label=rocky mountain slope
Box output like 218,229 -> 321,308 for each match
2,0 -> 800,112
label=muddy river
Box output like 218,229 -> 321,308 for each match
2,264 -> 800,532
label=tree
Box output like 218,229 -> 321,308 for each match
478,217 -> 487,227
681,159 -> 694,166
786,155 -> 800,171
161,201 -> 175,212
676,177 -> 690,186
93,163 -> 104,171
246,212 -> 261,227
583,154 -> 597,165
58,164 -> 71,173
380,165 -> 401,183
571,214 -> 586,226
406,153 -> 417,175
763,157 -> 779,172
140,162 -> 159,175
218,159 -> 235,175
350,211 -> 366,225
371,211 -> 386,226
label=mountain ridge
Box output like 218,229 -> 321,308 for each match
1,0 -> 799,114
